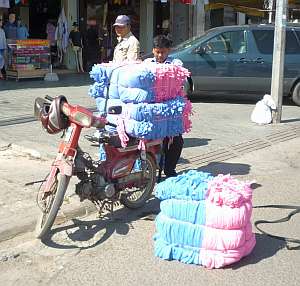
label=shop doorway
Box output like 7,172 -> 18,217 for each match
153,1 -> 170,37
79,0 -> 140,68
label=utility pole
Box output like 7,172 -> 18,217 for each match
271,0 -> 288,124
268,0 -> 274,23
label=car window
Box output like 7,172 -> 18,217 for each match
253,29 -> 300,54
286,30 -> 300,54
201,30 -> 247,54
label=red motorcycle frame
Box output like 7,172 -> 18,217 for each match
34,96 -> 161,239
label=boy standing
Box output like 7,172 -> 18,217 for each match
144,35 -> 184,177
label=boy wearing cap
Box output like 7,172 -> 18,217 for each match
69,22 -> 84,73
112,15 -> 140,63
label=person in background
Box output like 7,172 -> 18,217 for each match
0,18 -> 7,80
16,18 -> 29,40
46,20 -> 57,65
85,18 -> 101,71
112,15 -> 140,63
144,34 -> 184,177
69,22 -> 84,73
4,13 -> 17,40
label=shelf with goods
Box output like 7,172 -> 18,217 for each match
7,39 -> 50,81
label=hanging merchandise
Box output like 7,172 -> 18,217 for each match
0,0 -> 9,8
55,7 -> 69,64
180,0 -> 197,4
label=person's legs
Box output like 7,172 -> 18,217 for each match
163,135 -> 184,177
0,50 -> 6,79
72,46 -> 80,72
78,47 -> 84,72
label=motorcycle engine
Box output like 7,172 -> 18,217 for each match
75,174 -> 116,202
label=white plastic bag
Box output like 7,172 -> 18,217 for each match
251,94 -> 276,125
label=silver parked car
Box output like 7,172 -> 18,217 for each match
170,24 -> 300,105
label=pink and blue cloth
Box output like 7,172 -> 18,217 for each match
154,170 -> 256,269
89,62 -> 192,144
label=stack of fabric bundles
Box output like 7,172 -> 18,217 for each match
88,62 -> 192,146
154,170 -> 256,269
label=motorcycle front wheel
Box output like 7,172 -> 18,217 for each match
35,172 -> 70,239
120,154 -> 156,209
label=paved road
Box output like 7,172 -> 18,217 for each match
0,75 -> 299,285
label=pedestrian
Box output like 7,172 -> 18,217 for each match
4,13 -> 17,40
69,22 -> 84,73
112,15 -> 140,63
0,17 -> 7,80
16,18 -> 29,40
144,34 -> 184,177
85,18 -> 101,71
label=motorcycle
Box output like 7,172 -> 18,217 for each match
33,95 -> 161,239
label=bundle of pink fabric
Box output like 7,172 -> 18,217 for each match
154,171 -> 256,269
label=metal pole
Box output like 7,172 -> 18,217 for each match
271,0 -> 288,124
268,0 -> 274,23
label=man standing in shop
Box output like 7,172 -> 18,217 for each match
4,13 -> 17,40
112,15 -> 140,63
69,22 -> 84,73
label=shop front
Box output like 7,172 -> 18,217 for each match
78,0 -> 140,67
1,0 -> 62,79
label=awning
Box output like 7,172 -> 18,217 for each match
206,1 -> 300,17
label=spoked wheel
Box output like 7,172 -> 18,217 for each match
120,154 -> 156,209
35,171 -> 70,239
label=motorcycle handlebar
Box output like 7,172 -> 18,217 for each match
106,122 -> 117,128
45,95 -> 54,102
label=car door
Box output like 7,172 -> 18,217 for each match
178,28 -> 250,92
248,28 -> 300,94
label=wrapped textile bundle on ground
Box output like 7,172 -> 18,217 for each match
89,62 -> 192,145
154,170 -> 256,269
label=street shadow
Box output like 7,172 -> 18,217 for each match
41,197 -> 161,250
195,161 -> 252,176
183,138 -> 211,148
0,73 -> 93,91
281,118 -> 300,123
230,233 -> 286,269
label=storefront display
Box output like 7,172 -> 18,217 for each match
7,39 -> 50,80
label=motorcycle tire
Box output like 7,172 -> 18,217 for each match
121,154 -> 156,209
35,172 -> 70,239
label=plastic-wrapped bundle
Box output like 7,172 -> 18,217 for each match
89,62 -> 192,147
88,62 -> 190,103
155,170 -> 214,201
153,171 -> 256,269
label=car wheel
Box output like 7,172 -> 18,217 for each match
183,76 -> 194,99
292,81 -> 300,106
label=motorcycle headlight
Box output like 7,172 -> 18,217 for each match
73,111 -> 92,127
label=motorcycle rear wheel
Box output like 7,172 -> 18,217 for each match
120,154 -> 156,209
35,172 -> 70,239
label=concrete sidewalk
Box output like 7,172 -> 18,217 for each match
0,75 -> 300,243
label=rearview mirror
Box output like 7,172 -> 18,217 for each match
195,46 -> 207,55
34,97 -> 49,119
107,106 -> 122,115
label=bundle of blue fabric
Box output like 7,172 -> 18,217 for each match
89,62 -> 192,142
154,170 -> 256,269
